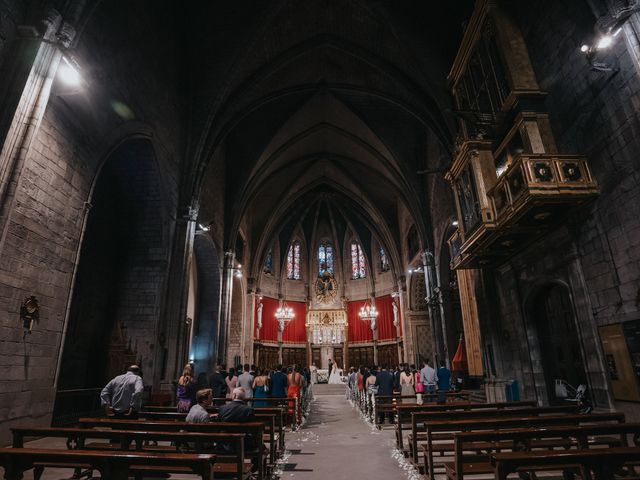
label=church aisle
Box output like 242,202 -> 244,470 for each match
278,386 -> 414,480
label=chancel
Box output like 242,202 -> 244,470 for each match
1,0 -> 640,479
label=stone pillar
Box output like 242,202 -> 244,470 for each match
218,251 -> 235,365
0,8 -> 69,236
156,203 -> 198,389
422,251 -> 445,365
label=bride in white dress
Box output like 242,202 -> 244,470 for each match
328,362 -> 342,384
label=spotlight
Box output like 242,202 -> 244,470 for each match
408,268 -> 413,274
452,220 -> 459,227
580,44 -> 589,53
198,223 -> 210,232
596,34 -> 613,50
58,56 -> 81,87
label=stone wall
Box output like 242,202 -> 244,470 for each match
477,0 -> 640,412
0,2 -> 184,444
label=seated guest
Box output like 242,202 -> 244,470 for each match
218,387 -> 256,422
218,387 -> 257,454
186,388 -> 213,423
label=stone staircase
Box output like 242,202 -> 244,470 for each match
312,383 -> 347,395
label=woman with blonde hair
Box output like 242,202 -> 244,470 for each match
176,364 -> 197,412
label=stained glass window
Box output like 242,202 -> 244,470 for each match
318,242 -> 334,276
351,241 -> 366,279
380,247 -> 389,272
263,249 -> 273,274
287,241 -> 301,280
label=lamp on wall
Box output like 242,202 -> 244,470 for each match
580,3 -> 640,71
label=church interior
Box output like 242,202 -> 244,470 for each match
2,0 -> 640,478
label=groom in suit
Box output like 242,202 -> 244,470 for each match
328,358 -> 333,377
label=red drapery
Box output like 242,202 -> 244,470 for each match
452,337 -> 468,372
254,297 -> 307,343
348,295 -> 400,343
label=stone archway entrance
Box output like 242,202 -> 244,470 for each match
532,283 -> 588,404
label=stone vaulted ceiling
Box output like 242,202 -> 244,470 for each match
189,0 -> 474,273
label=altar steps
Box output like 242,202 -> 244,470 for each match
313,383 -> 347,395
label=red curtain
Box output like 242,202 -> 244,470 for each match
282,301 -> 307,343
255,297 -> 307,343
347,295 -> 400,343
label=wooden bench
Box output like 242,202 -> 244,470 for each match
139,406 -> 286,454
409,404 -> 578,466
395,401 -> 537,452
373,392 -> 471,427
446,422 -> 640,480
12,427 -> 250,479
492,446 -> 640,480
0,447 -> 216,480
79,417 -> 267,480
420,412 -> 626,480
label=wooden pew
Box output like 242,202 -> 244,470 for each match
409,404 -> 578,466
12,427 -> 250,479
447,422 -> 640,480
0,448 -> 216,480
137,409 -> 282,465
420,412 -> 625,480
139,406 -> 285,453
492,447 -> 640,480
79,417 -> 267,480
395,401 -> 537,452
373,391 -> 471,428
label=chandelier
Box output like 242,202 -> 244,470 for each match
359,302 -> 378,321
275,302 -> 294,329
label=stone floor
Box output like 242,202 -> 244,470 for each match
2,384 -> 418,479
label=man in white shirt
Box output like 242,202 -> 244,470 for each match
420,360 -> 438,402
100,365 -> 144,418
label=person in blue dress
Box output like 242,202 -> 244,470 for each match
252,368 -> 269,407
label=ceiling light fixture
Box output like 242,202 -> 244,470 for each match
58,56 -> 81,87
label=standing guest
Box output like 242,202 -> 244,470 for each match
327,358 -> 333,377
365,366 -> 377,394
413,364 -> 424,404
196,372 -> 209,389
270,365 -> 288,399
393,365 -> 402,392
186,388 -> 213,423
176,364 -> 197,412
309,362 -> 318,384
252,368 -> 269,407
374,365 -> 395,424
420,360 -> 438,402
100,365 -> 144,419
437,360 -> 451,402
237,364 -> 254,399
357,366 -> 364,393
399,365 -> 415,403
302,367 -> 311,386
225,367 -> 238,399
209,365 -> 227,402
287,365 -> 303,422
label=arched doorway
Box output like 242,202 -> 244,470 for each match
54,138 -> 167,423
531,283 -> 587,403
190,232 -> 221,377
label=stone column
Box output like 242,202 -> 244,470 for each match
422,251 -> 445,365
218,250 -> 235,365
0,7 -> 72,236
155,203 -> 197,389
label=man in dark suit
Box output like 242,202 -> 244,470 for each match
209,365 -> 227,404
270,365 -> 288,399
375,365 -> 396,424
217,387 -> 257,453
